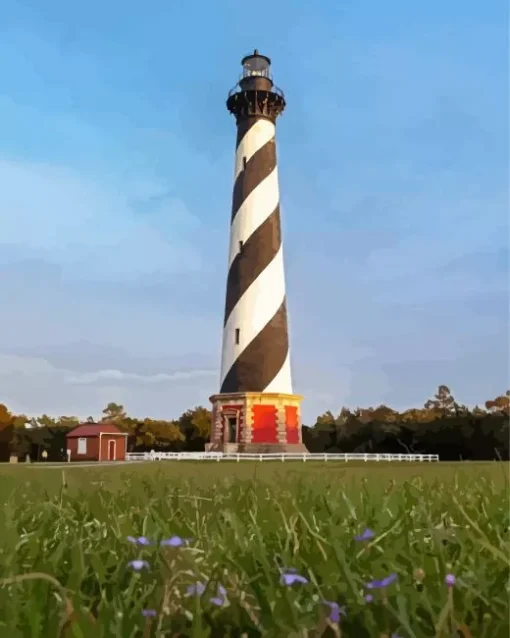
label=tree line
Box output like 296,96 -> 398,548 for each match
302,386 -> 509,461
0,402 -> 211,462
0,385 -> 508,462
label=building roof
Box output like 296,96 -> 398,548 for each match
66,423 -> 127,438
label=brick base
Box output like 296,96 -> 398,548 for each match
206,441 -> 308,454
208,392 -> 309,452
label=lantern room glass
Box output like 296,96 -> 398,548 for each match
242,55 -> 271,79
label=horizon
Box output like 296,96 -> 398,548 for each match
0,0 -> 508,424
7,385 -> 506,425
15,395 -> 505,427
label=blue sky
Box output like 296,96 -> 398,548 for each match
0,0 -> 508,423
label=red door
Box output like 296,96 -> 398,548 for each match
108,439 -> 116,461
251,405 -> 278,443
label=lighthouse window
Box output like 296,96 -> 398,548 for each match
242,156 -> 247,169
235,329 -> 240,345
239,240 -> 244,253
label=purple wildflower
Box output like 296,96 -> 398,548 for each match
141,609 -> 157,617
160,535 -> 190,547
445,573 -> 456,587
366,573 -> 398,589
127,536 -> 152,546
355,528 -> 376,542
209,596 -> 223,606
322,600 -> 346,623
128,560 -> 150,571
186,581 -> 227,606
187,581 -> 206,596
210,584 -> 228,607
280,568 -> 309,586
364,594 -> 373,603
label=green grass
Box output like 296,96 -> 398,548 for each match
0,462 -> 508,637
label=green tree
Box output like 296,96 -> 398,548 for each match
400,408 -> 437,424
190,407 -> 212,440
34,414 -> 58,428
12,414 -> 29,429
371,405 -> 399,422
315,411 -> 336,427
0,403 -> 14,429
353,407 -> 375,425
136,419 -> 184,449
424,385 -> 456,414
177,407 -> 212,450
57,416 -> 80,429
309,411 -> 341,451
336,407 -> 352,425
371,405 -> 401,437
333,407 -> 354,440
471,405 -> 487,417
485,391 -> 510,416
0,404 -> 15,460
101,402 -> 127,422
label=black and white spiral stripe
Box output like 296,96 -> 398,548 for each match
220,116 -> 292,394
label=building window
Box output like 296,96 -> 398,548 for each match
242,156 -> 247,170
239,240 -> 244,253
235,328 -> 240,345
77,438 -> 87,455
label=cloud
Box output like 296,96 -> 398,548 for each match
0,157 -> 203,283
0,354 -> 217,419
67,368 -> 216,386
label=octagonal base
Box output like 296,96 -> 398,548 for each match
208,392 -> 308,452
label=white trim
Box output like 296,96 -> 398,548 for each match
107,439 -> 117,461
222,410 -> 240,444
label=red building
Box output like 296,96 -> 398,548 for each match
66,423 -> 128,462
208,393 -> 305,452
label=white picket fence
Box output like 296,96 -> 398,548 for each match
126,451 -> 439,463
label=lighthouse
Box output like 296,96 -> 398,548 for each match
208,50 -> 307,453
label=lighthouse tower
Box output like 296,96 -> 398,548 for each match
209,50 -> 307,453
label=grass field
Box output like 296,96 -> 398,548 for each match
0,461 -> 508,637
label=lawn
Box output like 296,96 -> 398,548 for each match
0,461 -> 508,637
